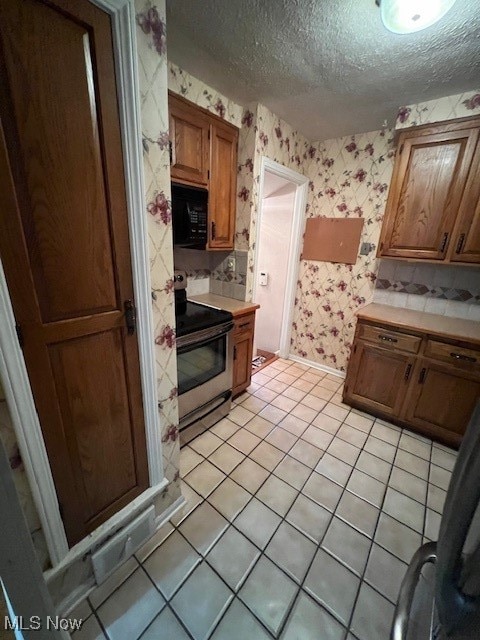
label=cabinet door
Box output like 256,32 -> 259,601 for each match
233,329 -> 254,396
449,140 -> 480,264
169,93 -> 209,186
404,360 -> 480,446
209,120 -> 238,250
380,127 -> 479,260
344,342 -> 414,417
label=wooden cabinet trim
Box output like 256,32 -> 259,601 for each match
392,115 -> 480,144
168,90 -> 239,130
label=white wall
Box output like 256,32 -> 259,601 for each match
254,189 -> 295,353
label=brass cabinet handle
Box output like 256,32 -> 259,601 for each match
239,322 -> 250,329
211,221 -> 216,240
439,232 -> 449,253
418,367 -> 427,384
404,364 -> 412,381
124,299 -> 136,335
378,334 -> 398,343
450,352 -> 477,363
455,233 -> 466,254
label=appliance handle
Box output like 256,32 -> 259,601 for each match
435,401 -> 480,636
391,542 -> 437,640
177,321 -> 234,351
179,390 -> 232,431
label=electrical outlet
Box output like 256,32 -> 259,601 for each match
227,257 -> 236,272
360,242 -> 374,256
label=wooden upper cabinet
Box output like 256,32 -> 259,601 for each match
209,120 -> 238,249
379,118 -> 480,263
169,93 -> 209,186
168,91 -> 238,251
449,139 -> 480,264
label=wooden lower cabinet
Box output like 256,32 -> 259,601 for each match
232,311 -> 256,397
344,318 -> 480,448
347,342 -> 415,418
404,359 -> 480,443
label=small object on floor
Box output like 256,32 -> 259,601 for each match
252,350 -> 278,374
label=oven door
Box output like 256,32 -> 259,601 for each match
177,321 -> 234,427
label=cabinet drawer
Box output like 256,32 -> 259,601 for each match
233,314 -> 255,335
357,323 -> 421,354
425,340 -> 480,370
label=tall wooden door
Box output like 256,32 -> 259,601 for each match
209,120 -> 238,250
379,126 -> 479,260
0,0 -> 149,546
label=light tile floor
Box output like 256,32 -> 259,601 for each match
72,358 -> 457,640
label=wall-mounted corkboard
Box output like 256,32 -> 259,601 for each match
302,217 -> 364,264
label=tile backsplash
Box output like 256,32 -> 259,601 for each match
173,248 -> 248,301
373,260 -> 480,321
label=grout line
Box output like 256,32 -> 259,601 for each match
88,359 -> 453,640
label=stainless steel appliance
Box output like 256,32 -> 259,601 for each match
392,402 -> 480,640
172,183 -> 208,249
174,270 -> 233,441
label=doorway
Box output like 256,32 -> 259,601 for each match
252,158 -> 308,361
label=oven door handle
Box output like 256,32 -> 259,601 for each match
177,321 -> 234,351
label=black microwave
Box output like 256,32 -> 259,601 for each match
172,183 -> 208,249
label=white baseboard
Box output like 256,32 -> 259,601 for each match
288,354 -> 346,379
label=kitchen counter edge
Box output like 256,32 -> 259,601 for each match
357,303 -> 480,346
188,293 -> 260,319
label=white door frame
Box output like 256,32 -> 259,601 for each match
253,157 -> 308,359
0,0 -> 165,567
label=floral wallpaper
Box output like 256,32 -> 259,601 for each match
168,62 -> 243,128
136,0 -> 180,508
396,89 -> 480,128
291,129 -> 395,371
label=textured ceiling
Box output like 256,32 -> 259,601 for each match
166,0 -> 480,141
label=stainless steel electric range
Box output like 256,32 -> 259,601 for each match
174,270 -> 234,442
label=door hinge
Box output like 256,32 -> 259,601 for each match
15,323 -> 24,349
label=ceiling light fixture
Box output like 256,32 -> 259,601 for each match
377,0 -> 458,34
